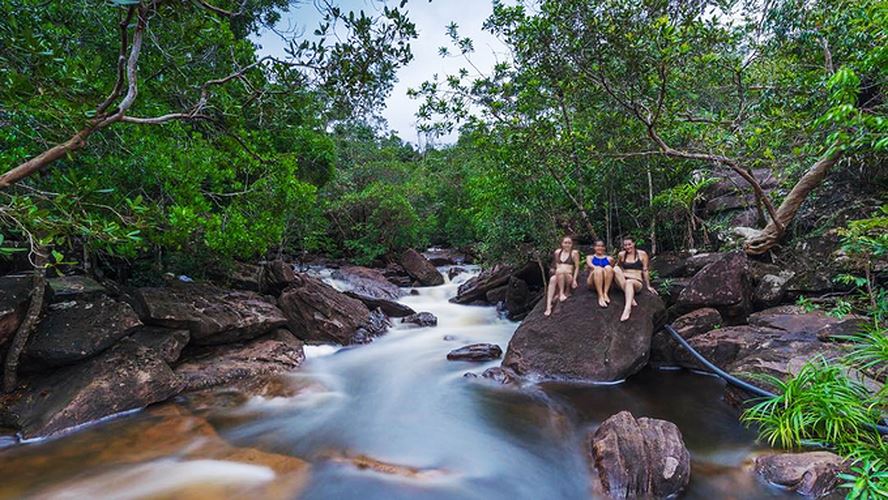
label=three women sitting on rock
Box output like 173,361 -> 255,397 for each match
545,236 -> 657,321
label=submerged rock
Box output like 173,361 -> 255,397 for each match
0,338 -> 183,439
447,343 -> 503,362
278,274 -> 386,344
136,283 -> 287,345
502,274 -> 665,382
175,329 -> 305,391
399,248 -> 444,286
755,452 -> 846,497
344,291 -> 415,318
23,294 -> 142,369
401,312 -> 438,327
588,411 -> 690,499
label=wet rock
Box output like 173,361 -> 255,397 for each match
588,411 -> 690,499
136,283 -> 287,346
175,329 -> 304,391
650,308 -> 722,365
47,275 -> 107,302
451,264 -> 513,304
503,275 -> 666,382
447,266 -> 466,280
504,276 -> 541,321
399,248 -> 444,286
344,291 -> 415,318
0,338 -> 184,439
755,452 -> 846,497
381,262 -> 413,287
447,343 -> 503,362
0,273 -> 36,349
749,305 -> 868,341
321,451 -> 447,479
278,274 -> 386,344
650,252 -> 691,279
684,252 -> 726,275
401,312 -> 438,327
423,248 -> 469,266
130,326 -> 190,364
753,271 -> 795,308
480,366 -> 519,385
262,259 -> 296,295
23,294 -> 142,369
332,265 -> 404,300
674,251 -> 752,324
485,285 -> 508,304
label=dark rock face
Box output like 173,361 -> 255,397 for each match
749,306 -> 867,341
447,267 -> 466,280
278,274 -> 385,344
129,326 -> 190,364
0,338 -> 184,439
504,276 -> 540,321
503,277 -> 666,382
23,295 -> 142,369
136,283 -> 287,346
344,291 -> 415,318
402,312 -> 438,327
486,285 -> 508,304
0,274 -> 36,349
263,259 -> 296,295
399,249 -> 444,286
588,411 -> 690,499
755,452 -> 846,497
422,248 -> 470,266
451,264 -> 513,304
480,366 -> 519,385
175,329 -> 305,391
447,343 -> 503,362
46,275 -> 107,302
684,252 -> 726,275
650,252 -> 691,279
650,308 -> 722,365
675,251 -> 752,324
333,265 -> 404,300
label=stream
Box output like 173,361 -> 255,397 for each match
0,268 -> 795,499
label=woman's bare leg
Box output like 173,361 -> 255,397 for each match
614,266 -> 626,290
558,273 -> 570,302
544,275 -> 558,316
603,266 -> 614,303
620,280 -> 642,322
592,267 -> 606,307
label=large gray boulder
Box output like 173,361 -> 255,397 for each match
0,338 -> 183,439
674,251 -> 752,324
399,248 -> 444,286
135,283 -> 287,346
588,411 -> 690,499
23,294 -> 142,369
755,452 -> 847,497
333,265 -> 404,300
502,274 -> 666,382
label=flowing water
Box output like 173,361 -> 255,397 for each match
0,268 -> 795,499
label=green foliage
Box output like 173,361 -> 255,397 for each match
839,459 -> 888,500
841,321 -> 888,382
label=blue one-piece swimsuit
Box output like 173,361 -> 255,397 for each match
590,256 -> 610,267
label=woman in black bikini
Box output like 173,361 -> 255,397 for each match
613,237 -> 657,321
544,235 -> 580,317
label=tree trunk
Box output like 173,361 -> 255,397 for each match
744,148 -> 843,255
3,250 -> 47,392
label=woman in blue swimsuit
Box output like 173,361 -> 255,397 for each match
585,240 -> 614,308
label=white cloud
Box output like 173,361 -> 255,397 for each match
253,1 -> 512,145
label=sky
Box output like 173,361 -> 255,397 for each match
253,0 -> 514,145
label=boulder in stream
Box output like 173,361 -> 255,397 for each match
399,249 -> 444,286
755,452 -> 846,497
588,411 -> 690,499
136,283 -> 287,345
447,343 -> 503,362
0,338 -> 184,439
402,312 -> 438,327
502,274 -> 666,382
333,265 -> 404,300
344,291 -> 415,318
278,274 -> 387,344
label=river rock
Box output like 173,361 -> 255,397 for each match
753,271 -> 795,308
399,249 -> 444,286
650,308 -> 722,365
755,452 -> 846,497
486,285 -> 508,304
650,252 -> 691,279
588,411 -> 690,499
333,265 -> 404,300
503,276 -> 666,382
263,259 -> 296,294
402,312 -> 438,327
749,305 -> 868,341
480,366 -> 519,385
0,273 -> 36,349
278,274 -> 386,344
447,343 -> 503,362
23,294 -> 142,369
129,326 -> 190,364
684,252 -> 726,275
46,275 -> 107,301
674,251 -> 752,324
423,248 -> 469,266
175,328 -> 305,391
136,283 -> 287,346
448,266 -> 467,280
223,261 -> 265,292
0,338 -> 184,439
451,264 -> 513,304
344,291 -> 415,317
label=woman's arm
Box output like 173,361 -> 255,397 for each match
571,250 -> 580,286
641,251 -> 657,293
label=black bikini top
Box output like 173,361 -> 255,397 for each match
621,252 -> 644,270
